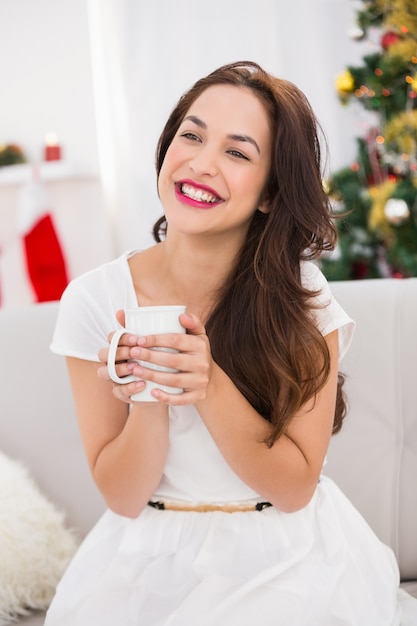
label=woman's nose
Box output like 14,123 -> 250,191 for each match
189,145 -> 218,177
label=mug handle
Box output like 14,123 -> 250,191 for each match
107,329 -> 139,384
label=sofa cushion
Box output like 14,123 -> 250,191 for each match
0,451 -> 78,623
327,278 -> 417,582
0,301 -> 105,539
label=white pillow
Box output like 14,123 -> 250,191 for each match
0,451 -> 78,624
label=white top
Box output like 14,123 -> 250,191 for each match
51,250 -> 354,361
51,251 -> 355,504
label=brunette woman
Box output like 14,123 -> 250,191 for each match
46,61 -> 409,625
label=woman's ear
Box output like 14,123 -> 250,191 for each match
257,200 -> 271,214
257,186 -> 271,214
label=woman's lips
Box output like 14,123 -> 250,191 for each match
175,180 -> 223,208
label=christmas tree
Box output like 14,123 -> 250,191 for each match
321,0 -> 417,280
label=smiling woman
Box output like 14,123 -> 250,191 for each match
43,61 -> 414,625
157,83 -> 271,240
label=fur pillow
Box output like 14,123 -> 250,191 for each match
0,451 -> 78,624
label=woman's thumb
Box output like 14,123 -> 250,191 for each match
180,312 -> 206,336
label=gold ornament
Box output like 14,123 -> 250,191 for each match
384,0 -> 417,37
387,39 -> 417,64
384,110 -> 417,155
368,180 -> 397,239
335,70 -> 355,95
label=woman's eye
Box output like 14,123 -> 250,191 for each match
228,150 -> 249,161
181,132 -> 201,142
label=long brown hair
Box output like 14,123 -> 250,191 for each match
153,61 -> 346,446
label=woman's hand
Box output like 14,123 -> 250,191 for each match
97,311 -> 212,405
128,313 -> 212,405
96,310 -> 145,404
97,333 -> 147,404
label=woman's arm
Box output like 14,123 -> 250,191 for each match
194,328 -> 339,513
123,314 -> 339,513
66,356 -> 169,518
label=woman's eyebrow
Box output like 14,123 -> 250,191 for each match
228,133 -> 260,155
183,115 -> 260,154
183,115 -> 206,129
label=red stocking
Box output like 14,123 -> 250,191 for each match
23,213 -> 69,302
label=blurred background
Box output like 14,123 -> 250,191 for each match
0,0 -> 415,307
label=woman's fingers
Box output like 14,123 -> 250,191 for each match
97,327 -> 142,384
179,312 -> 207,336
129,334 -> 210,375
97,312 -> 211,405
97,357 -> 140,382
116,309 -> 125,327
111,378 -> 146,403
98,330 -> 141,367
126,326 -> 211,404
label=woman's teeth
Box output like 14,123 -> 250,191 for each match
181,183 -> 218,203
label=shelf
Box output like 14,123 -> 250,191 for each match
0,161 -> 98,186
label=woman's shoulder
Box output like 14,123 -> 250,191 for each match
300,261 -> 355,359
65,250 -> 136,297
50,251 -> 139,360
58,250 -> 149,318
300,260 -> 330,297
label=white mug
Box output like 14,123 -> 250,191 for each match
107,305 -> 186,402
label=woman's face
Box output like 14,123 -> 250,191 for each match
158,84 -> 272,242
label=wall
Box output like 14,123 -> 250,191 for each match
0,0 -> 98,170
98,0 -> 368,252
0,0 -> 113,307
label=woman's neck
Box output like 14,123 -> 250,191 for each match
130,233 -> 242,320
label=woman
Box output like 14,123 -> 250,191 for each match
46,61 -> 406,625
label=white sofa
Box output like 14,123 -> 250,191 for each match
0,277 -> 416,625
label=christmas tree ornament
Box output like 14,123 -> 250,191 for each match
368,180 -> 396,236
335,70 -> 355,96
329,196 -> 345,214
386,38 -> 417,65
384,198 -> 410,225
381,31 -> 401,50
348,26 -> 365,41
384,110 -> 417,156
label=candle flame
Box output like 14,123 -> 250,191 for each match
45,132 -> 59,146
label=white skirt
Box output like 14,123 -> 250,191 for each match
44,476 -> 406,626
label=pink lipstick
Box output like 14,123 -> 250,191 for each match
175,179 -> 223,209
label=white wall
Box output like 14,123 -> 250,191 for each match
0,0 -> 99,171
94,0 -> 369,253
0,0 -> 113,307
272,0 -> 368,173
127,0 -> 365,179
